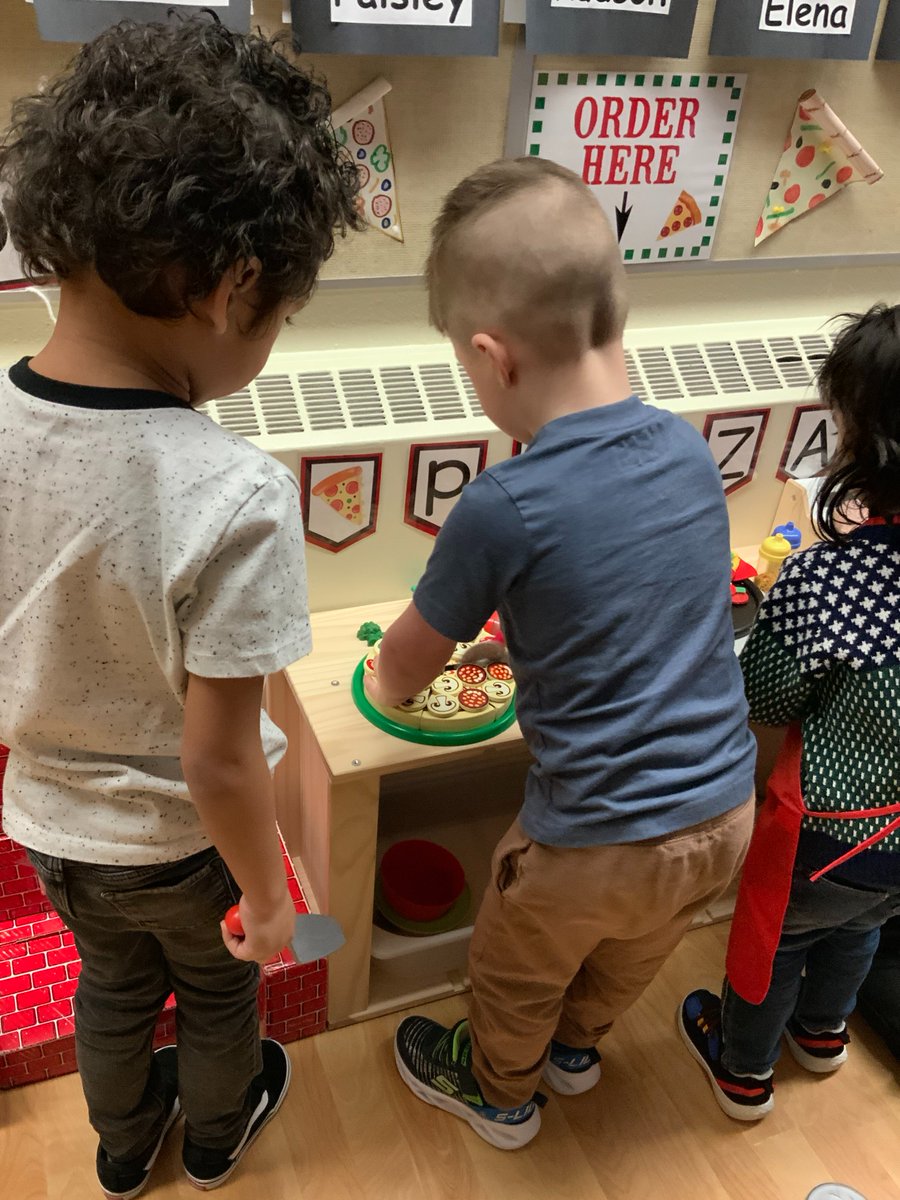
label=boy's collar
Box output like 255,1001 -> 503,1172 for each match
9,358 -> 193,411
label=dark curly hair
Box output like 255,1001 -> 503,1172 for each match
0,14 -> 363,324
815,303 -> 900,541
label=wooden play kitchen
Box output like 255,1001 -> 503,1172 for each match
267,592 -> 757,1030
266,598 -> 533,1028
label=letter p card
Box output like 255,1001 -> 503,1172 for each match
405,441 -> 488,536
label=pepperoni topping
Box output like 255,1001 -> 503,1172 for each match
457,664 -> 487,685
674,204 -> 683,216
796,145 -> 816,169
672,221 -> 681,232
808,193 -> 826,209
755,217 -> 764,239
836,165 -> 853,184
488,663 -> 513,681
784,184 -> 801,204
372,195 -> 392,218
660,226 -> 670,238
330,499 -> 342,512
684,217 -> 693,228
459,689 -> 489,710
352,119 -> 375,146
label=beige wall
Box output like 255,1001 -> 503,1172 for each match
2,0 -> 900,611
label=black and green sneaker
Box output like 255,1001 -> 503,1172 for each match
394,1016 -> 544,1150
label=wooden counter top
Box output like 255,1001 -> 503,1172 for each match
281,599 -> 523,784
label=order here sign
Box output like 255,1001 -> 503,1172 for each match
526,71 -> 746,264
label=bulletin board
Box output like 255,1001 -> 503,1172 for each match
2,0 -> 899,280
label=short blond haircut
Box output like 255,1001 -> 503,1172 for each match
426,157 -> 628,363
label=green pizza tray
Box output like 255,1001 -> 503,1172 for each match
351,659 -> 517,747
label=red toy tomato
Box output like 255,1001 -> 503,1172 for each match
483,612 -> 502,637
224,906 -> 245,937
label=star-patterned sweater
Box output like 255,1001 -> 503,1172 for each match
740,523 -> 900,878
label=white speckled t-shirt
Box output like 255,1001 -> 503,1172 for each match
0,359 -> 311,864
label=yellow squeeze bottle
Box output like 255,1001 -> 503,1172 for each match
756,533 -> 792,593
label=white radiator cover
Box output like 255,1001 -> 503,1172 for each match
203,316 -> 832,611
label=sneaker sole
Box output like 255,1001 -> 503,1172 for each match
100,1098 -> 183,1200
541,1058 -> 601,1096
393,1034 -> 541,1150
184,1047 -> 292,1191
676,1004 -> 773,1122
785,1027 -> 847,1074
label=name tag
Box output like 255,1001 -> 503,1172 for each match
550,0 -> 669,11
758,0 -> 856,35
330,0 -> 472,25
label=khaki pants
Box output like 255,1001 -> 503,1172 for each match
467,796 -> 754,1109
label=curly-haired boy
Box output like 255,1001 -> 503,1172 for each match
0,15 -> 360,1196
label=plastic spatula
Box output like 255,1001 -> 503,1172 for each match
224,905 -> 345,963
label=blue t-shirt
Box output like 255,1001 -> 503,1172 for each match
413,397 -> 756,847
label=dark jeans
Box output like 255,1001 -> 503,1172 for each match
722,860 -> 900,1076
29,846 -> 262,1159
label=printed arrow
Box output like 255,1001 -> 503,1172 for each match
615,191 -> 633,244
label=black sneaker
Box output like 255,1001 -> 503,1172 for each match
394,1016 -> 544,1149
679,989 -> 774,1121
541,1040 -> 602,1095
97,1046 -> 181,1200
182,1039 -> 291,1191
785,1017 -> 849,1073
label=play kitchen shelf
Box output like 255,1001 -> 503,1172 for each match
266,599 -> 531,1027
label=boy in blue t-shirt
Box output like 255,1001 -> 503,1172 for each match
368,157 -> 756,1149
0,15 -> 360,1196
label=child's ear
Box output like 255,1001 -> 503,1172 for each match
194,258 -> 263,335
471,332 -> 516,389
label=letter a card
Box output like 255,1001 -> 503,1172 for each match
527,71 -> 745,265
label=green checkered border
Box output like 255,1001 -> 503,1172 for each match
530,73 -> 742,263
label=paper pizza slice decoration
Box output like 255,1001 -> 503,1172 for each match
755,89 -> 883,247
658,190 -> 702,241
311,465 -> 364,525
333,77 -> 402,244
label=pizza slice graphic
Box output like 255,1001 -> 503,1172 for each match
312,465 -> 364,525
755,90 -> 883,246
658,190 -> 702,240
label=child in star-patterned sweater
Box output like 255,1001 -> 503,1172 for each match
681,303 -> 900,1121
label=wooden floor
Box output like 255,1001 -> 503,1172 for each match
3,924 -> 899,1200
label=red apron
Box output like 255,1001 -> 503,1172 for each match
726,515 -> 900,1004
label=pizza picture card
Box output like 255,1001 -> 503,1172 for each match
755,89 -> 883,246
300,454 -> 382,552
332,77 -> 403,243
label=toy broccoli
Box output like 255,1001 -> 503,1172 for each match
356,621 -> 384,646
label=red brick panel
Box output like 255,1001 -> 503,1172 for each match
1,828 -> 327,1089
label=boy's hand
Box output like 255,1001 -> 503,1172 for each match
221,890 -> 297,964
364,671 -> 397,708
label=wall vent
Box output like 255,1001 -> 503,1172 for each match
203,321 -> 832,452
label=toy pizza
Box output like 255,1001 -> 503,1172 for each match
312,466 -> 363,525
363,618 -> 515,733
659,191 -> 702,240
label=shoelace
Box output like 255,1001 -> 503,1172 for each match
693,1000 -> 722,1045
